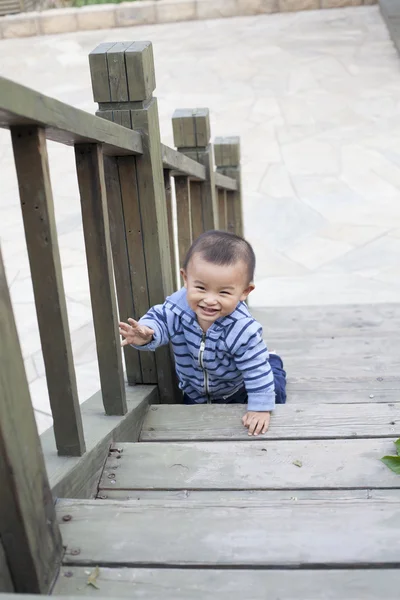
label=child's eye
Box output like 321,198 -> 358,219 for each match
195,286 -> 205,291
220,291 -> 230,295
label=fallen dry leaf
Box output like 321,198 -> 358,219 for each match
87,566 -> 100,589
293,460 -> 302,468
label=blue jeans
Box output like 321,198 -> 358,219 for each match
183,353 -> 287,405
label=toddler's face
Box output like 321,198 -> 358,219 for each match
181,254 -> 254,330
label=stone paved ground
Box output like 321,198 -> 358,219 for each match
1,5 -> 400,432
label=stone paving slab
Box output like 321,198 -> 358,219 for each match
1,6 -> 400,432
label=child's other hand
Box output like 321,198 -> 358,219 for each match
119,318 -> 154,347
242,411 -> 271,436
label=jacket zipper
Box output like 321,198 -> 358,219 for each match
198,333 -> 210,403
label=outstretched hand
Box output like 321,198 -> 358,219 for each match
242,411 -> 271,436
119,318 -> 154,347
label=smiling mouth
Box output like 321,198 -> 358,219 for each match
199,306 -> 219,316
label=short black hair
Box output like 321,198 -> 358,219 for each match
182,230 -> 256,283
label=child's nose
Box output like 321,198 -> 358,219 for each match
204,294 -> 218,305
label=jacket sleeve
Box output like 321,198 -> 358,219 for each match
231,321 -> 275,412
131,304 -> 170,351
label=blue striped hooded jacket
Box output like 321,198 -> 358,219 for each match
134,287 -> 275,412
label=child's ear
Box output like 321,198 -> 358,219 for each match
180,268 -> 188,288
240,283 -> 255,302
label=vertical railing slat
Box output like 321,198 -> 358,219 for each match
11,125 -> 85,457
175,175 -> 192,282
164,169 -> 178,290
75,143 -> 127,415
217,188 -> 228,231
0,244 -> 63,593
103,155 -> 142,386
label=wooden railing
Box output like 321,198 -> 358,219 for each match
0,40 -> 242,593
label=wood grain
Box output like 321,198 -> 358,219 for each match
175,175 -> 192,276
0,538 -> 13,592
11,125 -> 85,456
214,137 -> 242,236
53,566 -> 400,599
189,180 -> 204,240
162,144 -> 205,181
140,402 -> 400,441
58,497 -> 400,567
217,188 -> 227,230
75,143 -> 126,415
99,438 -> 400,491
215,172 -> 237,191
0,76 -> 143,156
0,245 -> 63,593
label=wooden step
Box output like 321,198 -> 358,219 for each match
53,566 -> 400,599
56,497 -> 400,568
140,402 -> 400,441
98,439 -> 400,493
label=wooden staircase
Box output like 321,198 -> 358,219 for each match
50,303 -> 400,599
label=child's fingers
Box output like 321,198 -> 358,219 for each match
127,318 -> 139,328
121,338 -> 129,347
261,415 -> 271,434
119,321 -> 131,332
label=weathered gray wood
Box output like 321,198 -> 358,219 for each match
58,497 -> 400,567
215,171 -> 237,191
53,566 -> 400,599
173,108 -> 217,230
107,42 -> 132,102
99,488 -> 373,502
117,155 -> 157,383
140,402 -> 400,441
103,155 -> 141,386
226,190 -> 235,234
214,137 -> 243,236
89,42 -> 115,103
75,143 -> 126,415
0,76 -> 143,156
380,0 -> 400,55
41,385 -> 157,500
0,245 -> 63,593
287,387 -> 400,403
251,303 -> 400,337
12,126 -> 85,456
175,175 -> 192,279
0,538 -> 13,592
162,144 -> 206,180
91,41 -> 177,403
217,187 -> 227,230
99,438 -> 400,491
164,169 -> 178,290
189,180 -> 204,240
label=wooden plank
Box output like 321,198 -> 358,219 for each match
99,438 -> 400,491
58,497 -> 400,567
107,42 -> 132,103
75,143 -> 126,415
0,76 -> 143,156
41,385 -> 157,500
189,180 -> 204,240
140,402 -> 400,441
89,42 -> 115,103
162,144 -> 206,181
0,245 -> 63,593
251,303 -> 400,337
53,566 -> 400,599
100,488 -> 373,502
164,169 -> 178,290
175,176 -> 192,278
117,155 -> 157,383
12,126 -> 85,457
103,155 -> 142,386
0,538 -> 13,592
215,171 -> 237,191
217,188 -> 227,230
287,387 -> 400,403
226,190 -> 235,233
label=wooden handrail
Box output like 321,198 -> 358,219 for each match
162,144 -> 206,181
215,171 -> 238,191
0,76 -> 143,156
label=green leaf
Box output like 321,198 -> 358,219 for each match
395,438 -> 400,456
292,460 -> 302,468
381,455 -> 400,475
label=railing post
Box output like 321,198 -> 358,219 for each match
174,175 -> 192,283
214,137 -> 243,237
0,244 -> 63,593
11,125 -> 85,457
172,108 -> 218,233
89,41 -> 177,403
